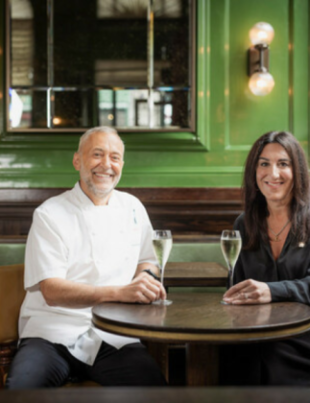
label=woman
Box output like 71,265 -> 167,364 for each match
220,131 -> 310,386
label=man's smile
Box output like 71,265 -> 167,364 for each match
93,171 -> 114,179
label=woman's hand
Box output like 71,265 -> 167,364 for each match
222,279 -> 272,305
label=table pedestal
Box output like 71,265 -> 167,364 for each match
143,341 -> 169,382
145,341 -> 219,386
186,344 -> 219,386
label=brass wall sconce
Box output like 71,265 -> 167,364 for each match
247,22 -> 275,96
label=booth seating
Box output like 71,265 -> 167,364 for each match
0,263 -> 24,388
0,244 -> 26,267
0,241 -> 226,388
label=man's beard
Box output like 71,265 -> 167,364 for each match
83,172 -> 122,200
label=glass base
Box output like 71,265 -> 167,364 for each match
153,299 -> 173,306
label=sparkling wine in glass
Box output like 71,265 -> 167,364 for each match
152,229 -> 173,306
220,230 -> 242,300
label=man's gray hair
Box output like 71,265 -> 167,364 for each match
77,126 -> 124,152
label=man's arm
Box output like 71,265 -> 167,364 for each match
40,267 -> 166,308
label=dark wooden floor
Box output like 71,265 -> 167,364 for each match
1,387 -> 310,403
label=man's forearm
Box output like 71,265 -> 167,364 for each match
40,268 -> 165,308
40,277 -> 120,308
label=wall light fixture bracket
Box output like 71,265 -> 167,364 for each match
247,44 -> 269,77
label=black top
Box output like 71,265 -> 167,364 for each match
220,213 -> 310,386
234,213 -> 310,304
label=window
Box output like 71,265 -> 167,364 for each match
7,0 -> 195,131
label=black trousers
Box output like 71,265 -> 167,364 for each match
5,338 -> 167,389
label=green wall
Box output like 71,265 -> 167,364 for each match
0,0 -> 308,188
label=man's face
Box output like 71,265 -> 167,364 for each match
73,131 -> 124,205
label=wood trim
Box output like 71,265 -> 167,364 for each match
0,188 -> 243,237
0,187 -> 242,202
0,235 -> 220,244
165,262 -> 227,287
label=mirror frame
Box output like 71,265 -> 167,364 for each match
5,0 -> 197,135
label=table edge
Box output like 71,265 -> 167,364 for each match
92,315 -> 310,344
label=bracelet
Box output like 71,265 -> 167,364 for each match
142,269 -> 160,282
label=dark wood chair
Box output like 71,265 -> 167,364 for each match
0,263 -> 100,388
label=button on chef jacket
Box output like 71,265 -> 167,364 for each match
19,182 -> 158,365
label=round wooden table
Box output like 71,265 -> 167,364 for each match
92,293 -> 310,385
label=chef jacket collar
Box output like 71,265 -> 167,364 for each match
73,182 -> 118,208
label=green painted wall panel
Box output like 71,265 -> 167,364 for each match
229,0 -> 290,145
0,0 -> 4,134
0,0 -> 308,188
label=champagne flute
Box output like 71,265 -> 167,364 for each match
152,229 -> 173,306
220,230 -> 242,303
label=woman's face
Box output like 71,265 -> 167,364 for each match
256,143 -> 294,206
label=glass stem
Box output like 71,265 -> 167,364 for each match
228,265 -> 234,289
160,265 -> 164,285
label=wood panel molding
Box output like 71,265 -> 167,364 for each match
0,188 -> 243,237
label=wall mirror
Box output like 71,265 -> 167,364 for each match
7,0 -> 195,132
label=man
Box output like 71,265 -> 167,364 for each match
6,126 -> 167,389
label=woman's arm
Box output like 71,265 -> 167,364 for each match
223,279 -> 271,304
223,271 -> 310,305
266,270 -> 310,305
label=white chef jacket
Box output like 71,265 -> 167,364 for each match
19,182 -> 157,365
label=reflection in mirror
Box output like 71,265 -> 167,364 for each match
8,0 -> 194,131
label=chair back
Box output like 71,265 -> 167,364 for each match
0,264 -> 25,344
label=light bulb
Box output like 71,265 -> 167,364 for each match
249,22 -> 274,46
52,117 -> 62,125
248,71 -> 275,96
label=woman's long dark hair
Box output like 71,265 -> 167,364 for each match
243,131 -> 310,250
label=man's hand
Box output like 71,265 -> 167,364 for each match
117,271 -> 166,304
222,279 -> 272,305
